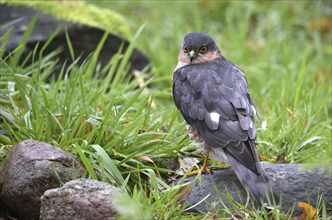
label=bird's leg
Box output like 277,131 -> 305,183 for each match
186,152 -> 211,176
201,153 -> 210,173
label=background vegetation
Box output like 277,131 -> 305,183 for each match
1,0 -> 331,219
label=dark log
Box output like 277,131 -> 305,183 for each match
182,164 -> 332,215
0,4 -> 151,79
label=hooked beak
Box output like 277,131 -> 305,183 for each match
188,50 -> 196,62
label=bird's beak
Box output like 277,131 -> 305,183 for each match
189,50 -> 196,62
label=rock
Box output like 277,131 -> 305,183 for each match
40,178 -> 121,220
182,164 -> 332,215
0,4 -> 151,79
0,139 -> 85,219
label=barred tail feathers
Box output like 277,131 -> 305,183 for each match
227,155 -> 276,208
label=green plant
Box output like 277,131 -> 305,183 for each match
1,1 -> 331,219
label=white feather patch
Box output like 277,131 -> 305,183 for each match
210,112 -> 220,127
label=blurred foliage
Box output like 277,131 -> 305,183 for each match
106,0 -> 332,165
2,0 -> 132,38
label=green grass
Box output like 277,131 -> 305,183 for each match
0,1 -> 331,219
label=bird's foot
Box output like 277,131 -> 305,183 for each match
185,154 -> 212,176
186,166 -> 211,177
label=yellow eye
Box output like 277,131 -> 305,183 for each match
183,46 -> 188,53
199,46 -> 207,53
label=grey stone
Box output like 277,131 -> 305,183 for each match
0,139 -> 85,219
183,164 -> 332,214
40,178 -> 121,220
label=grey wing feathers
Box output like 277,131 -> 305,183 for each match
172,57 -> 259,174
173,57 -> 277,207
174,59 -> 256,130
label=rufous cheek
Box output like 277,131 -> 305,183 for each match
189,51 -> 220,64
178,50 -> 190,64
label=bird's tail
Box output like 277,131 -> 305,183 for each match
227,155 -> 278,208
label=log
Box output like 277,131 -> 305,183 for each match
182,164 -> 332,215
0,4 -> 151,80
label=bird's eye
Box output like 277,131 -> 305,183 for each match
199,46 -> 207,54
183,47 -> 188,53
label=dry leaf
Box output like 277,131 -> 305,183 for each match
209,213 -> 221,220
176,156 -> 200,175
136,155 -> 161,178
275,155 -> 286,164
232,210 -> 244,219
176,183 -> 193,205
97,102 -> 103,111
308,17 -> 331,34
298,202 -> 318,220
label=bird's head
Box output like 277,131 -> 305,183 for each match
178,32 -> 221,65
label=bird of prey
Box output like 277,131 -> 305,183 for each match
172,32 -> 276,207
